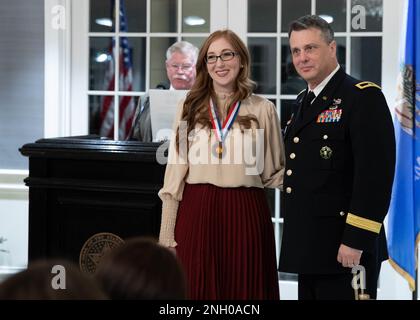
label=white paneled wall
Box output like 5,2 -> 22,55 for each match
0,171 -> 28,270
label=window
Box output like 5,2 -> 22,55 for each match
87,0 -> 211,140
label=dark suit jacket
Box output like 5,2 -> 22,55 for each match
278,68 -> 396,274
128,82 -> 169,142
130,94 -> 152,142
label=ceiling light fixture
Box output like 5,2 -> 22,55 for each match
319,15 -> 334,24
96,18 -> 113,27
96,53 -> 109,63
184,16 -> 206,26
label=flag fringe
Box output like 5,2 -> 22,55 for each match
388,232 -> 420,292
388,259 -> 415,291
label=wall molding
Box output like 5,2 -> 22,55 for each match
70,0 -> 89,136
44,0 -> 72,138
0,170 -> 28,200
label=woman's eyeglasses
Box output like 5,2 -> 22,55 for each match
205,51 -> 238,64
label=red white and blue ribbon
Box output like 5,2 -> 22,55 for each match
209,99 -> 241,143
209,98 -> 241,158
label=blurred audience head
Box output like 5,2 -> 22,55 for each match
0,259 -> 107,300
95,237 -> 187,300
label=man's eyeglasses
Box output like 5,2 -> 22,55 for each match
205,51 -> 238,64
168,64 -> 194,72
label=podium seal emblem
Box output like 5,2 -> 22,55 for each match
79,232 -> 124,274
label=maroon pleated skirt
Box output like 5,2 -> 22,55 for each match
175,183 -> 279,300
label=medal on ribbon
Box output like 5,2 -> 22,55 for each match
209,98 -> 241,159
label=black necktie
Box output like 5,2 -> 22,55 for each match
301,91 -> 315,118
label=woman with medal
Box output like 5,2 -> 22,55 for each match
158,29 -> 285,300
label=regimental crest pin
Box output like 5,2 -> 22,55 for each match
320,146 -> 333,159
329,98 -> 342,110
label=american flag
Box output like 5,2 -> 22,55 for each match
99,0 -> 136,140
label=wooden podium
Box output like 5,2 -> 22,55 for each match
20,136 -> 167,269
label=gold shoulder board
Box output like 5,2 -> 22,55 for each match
355,81 -> 381,90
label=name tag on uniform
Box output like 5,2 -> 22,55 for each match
317,109 -> 342,123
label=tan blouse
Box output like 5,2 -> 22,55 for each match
158,94 -> 285,247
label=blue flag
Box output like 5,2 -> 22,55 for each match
388,0 -> 420,291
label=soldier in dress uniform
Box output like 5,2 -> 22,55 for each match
278,15 -> 396,300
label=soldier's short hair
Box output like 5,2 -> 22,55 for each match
289,15 -> 335,44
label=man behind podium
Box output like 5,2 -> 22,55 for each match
129,41 -> 199,142
278,15 -> 395,300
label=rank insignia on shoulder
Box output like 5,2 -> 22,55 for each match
317,109 -> 342,123
355,81 -> 381,90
